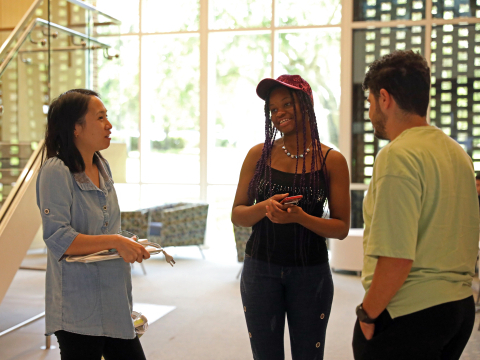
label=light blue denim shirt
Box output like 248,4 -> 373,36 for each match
36,155 -> 135,339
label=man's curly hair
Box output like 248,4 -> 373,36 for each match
363,50 -> 431,117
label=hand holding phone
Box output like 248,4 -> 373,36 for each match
281,195 -> 303,205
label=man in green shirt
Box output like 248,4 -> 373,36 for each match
352,50 -> 479,360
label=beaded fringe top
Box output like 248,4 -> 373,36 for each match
256,167 -> 327,213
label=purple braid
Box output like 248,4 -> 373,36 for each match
295,91 -> 330,262
247,86 -> 330,263
288,88 -> 309,197
299,90 -> 329,208
292,88 -> 299,195
247,87 -> 329,214
247,88 -> 278,205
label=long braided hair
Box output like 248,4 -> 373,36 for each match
247,86 -> 330,261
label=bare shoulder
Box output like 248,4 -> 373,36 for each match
245,143 -> 264,162
248,142 -> 264,156
324,148 -> 346,163
322,147 -> 348,175
239,143 -> 263,173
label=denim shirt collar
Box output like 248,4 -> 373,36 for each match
72,155 -> 113,192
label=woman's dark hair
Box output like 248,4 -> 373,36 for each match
248,86 -> 329,205
247,86 -> 329,259
362,50 -> 430,117
44,89 -> 103,173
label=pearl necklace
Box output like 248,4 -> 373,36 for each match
282,139 -> 312,159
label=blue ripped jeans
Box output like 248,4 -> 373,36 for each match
240,256 -> 334,360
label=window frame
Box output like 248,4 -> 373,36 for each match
98,0 -> 480,200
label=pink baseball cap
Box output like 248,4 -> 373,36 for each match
256,74 -> 314,105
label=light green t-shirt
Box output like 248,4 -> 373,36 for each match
362,126 -> 479,319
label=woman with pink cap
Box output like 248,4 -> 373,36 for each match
232,75 -> 350,359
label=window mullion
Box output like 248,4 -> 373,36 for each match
271,0 -> 276,78
340,0 -> 354,173
199,0 -> 208,201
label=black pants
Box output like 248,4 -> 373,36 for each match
55,330 -> 146,360
240,256 -> 334,360
352,296 -> 475,360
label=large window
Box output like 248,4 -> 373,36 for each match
93,0 -> 342,247
141,34 -> 200,184
208,32 -> 271,185
93,1 -> 480,236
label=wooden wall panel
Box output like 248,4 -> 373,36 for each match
0,0 -> 34,29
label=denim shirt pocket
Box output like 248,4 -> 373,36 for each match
62,262 -> 100,324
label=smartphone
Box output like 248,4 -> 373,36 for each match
282,195 -> 303,205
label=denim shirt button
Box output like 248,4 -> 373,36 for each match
103,206 -> 107,211
44,209 -> 50,214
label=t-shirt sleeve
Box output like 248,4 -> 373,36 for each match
36,159 -> 80,261
365,174 -> 421,260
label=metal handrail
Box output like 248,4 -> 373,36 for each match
19,45 -> 104,54
0,0 -> 120,65
67,0 -> 121,25
0,140 -> 44,225
0,0 -> 43,60
0,18 -> 111,78
35,18 -> 112,46
0,18 -> 40,78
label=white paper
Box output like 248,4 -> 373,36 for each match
65,239 -> 174,266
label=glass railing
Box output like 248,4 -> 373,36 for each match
0,0 -> 121,209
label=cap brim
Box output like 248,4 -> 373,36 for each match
256,78 -> 302,101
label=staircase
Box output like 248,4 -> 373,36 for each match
0,142 -> 36,206
0,0 -> 121,306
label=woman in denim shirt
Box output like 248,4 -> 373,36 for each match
37,89 -> 150,360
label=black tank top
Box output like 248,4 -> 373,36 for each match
245,149 -> 332,266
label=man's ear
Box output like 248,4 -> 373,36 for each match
378,89 -> 393,111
